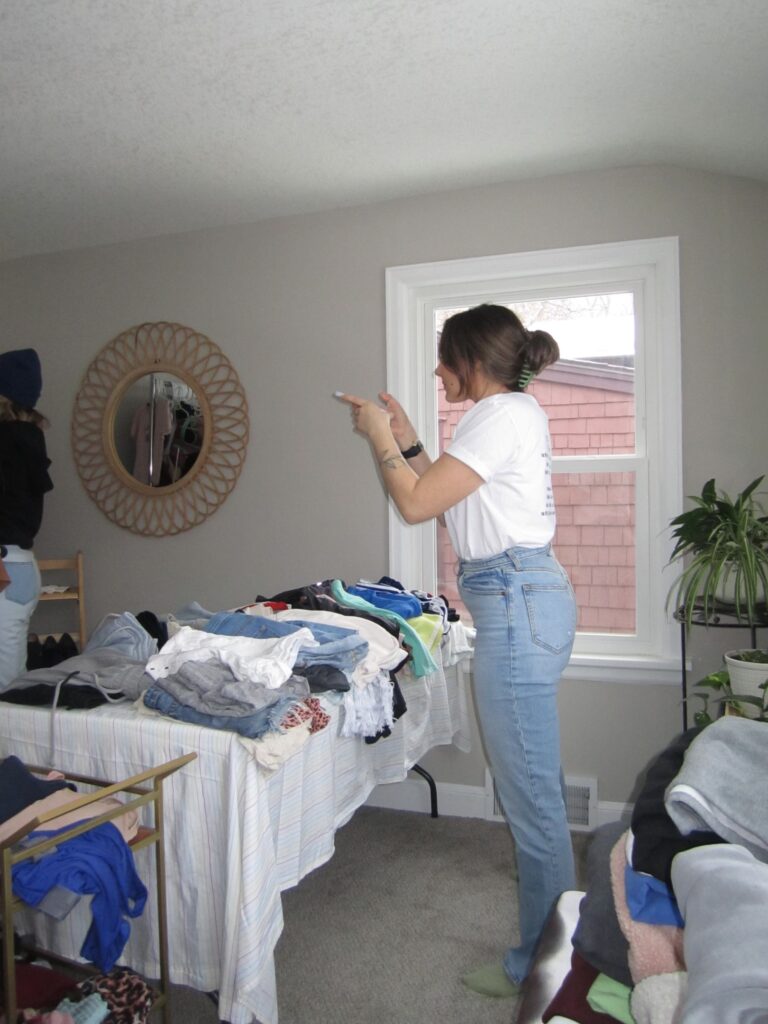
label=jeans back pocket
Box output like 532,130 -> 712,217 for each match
4,562 -> 38,606
522,582 -> 576,655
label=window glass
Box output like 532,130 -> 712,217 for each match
435,294 -> 637,634
386,238 -> 681,676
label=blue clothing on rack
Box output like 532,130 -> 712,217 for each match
12,820 -> 148,972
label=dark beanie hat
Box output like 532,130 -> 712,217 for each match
0,348 -> 42,408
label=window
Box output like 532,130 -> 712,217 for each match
385,238 -> 682,682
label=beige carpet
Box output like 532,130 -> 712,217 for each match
157,806 -> 589,1024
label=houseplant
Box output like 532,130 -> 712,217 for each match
724,648 -> 768,699
666,476 -> 768,631
691,658 -> 768,724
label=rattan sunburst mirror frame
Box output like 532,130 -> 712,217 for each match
72,322 -> 249,536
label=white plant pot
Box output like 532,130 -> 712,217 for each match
724,650 -> 768,716
714,566 -> 738,605
714,563 -> 767,610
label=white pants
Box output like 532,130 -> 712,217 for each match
0,546 -> 40,692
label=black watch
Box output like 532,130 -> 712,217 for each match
400,441 -> 424,459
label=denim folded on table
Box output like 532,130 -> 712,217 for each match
205,610 -> 368,674
143,683 -> 300,739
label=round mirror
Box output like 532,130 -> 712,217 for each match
112,372 -> 205,487
72,322 -> 249,536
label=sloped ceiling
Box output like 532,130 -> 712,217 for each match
2,0 -> 767,260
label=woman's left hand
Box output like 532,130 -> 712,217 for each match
336,393 -> 392,439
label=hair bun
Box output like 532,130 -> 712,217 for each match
525,329 -> 560,374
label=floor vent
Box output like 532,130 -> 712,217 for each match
485,771 -> 598,832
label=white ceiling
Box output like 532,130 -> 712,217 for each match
2,0 -> 767,262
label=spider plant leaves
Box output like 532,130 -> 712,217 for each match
666,476 -> 768,630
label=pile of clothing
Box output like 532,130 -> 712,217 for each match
543,716 -> 768,1023
0,961 -> 154,1024
138,577 -> 454,769
1,577 -> 464,772
0,755 -> 148,1007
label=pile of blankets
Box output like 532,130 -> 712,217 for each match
543,716 -> 768,1024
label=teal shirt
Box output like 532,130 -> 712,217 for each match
330,580 -> 438,678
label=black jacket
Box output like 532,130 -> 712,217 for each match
0,420 -> 53,548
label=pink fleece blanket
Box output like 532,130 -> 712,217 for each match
609,832 -> 685,983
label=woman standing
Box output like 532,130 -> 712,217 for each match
338,304 -> 576,996
0,348 -> 53,692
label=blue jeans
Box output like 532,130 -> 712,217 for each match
143,684 -> 299,739
458,544 -> 577,983
0,547 -> 40,693
205,611 -> 369,674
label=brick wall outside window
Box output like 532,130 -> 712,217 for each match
437,378 -> 636,634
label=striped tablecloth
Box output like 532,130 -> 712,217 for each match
0,651 -> 469,1024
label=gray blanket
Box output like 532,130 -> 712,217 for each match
664,716 -> 768,862
672,843 -> 768,1022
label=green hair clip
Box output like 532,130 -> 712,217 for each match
517,361 -> 535,389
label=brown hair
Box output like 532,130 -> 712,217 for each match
438,304 -> 559,396
0,395 -> 48,427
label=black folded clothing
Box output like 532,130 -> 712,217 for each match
0,754 -> 74,824
0,679 -> 120,709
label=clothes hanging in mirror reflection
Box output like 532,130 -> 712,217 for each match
130,397 -> 203,487
164,402 -> 203,484
131,397 -> 174,486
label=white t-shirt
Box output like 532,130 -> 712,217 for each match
444,392 -> 555,559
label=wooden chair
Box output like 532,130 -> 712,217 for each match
35,552 -> 86,650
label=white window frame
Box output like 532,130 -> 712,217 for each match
385,238 -> 682,684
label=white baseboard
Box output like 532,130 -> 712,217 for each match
595,801 -> 633,827
367,777 -> 487,818
366,776 -> 632,827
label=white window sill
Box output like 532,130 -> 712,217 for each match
455,649 -> 681,685
563,654 -> 681,685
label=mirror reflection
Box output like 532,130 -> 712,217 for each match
114,372 -> 204,487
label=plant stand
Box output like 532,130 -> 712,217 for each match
674,601 -> 768,730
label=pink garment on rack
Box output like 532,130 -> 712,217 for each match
0,788 -> 139,845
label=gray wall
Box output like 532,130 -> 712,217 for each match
2,164 -> 767,803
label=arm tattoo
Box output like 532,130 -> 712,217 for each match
379,452 -> 407,471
